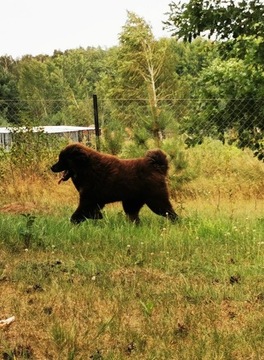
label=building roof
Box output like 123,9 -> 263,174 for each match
0,125 -> 95,134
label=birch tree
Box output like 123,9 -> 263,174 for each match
110,12 -> 180,143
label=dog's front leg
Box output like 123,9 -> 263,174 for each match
70,207 -> 103,224
70,194 -> 103,224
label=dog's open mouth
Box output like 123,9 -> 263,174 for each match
58,170 -> 71,184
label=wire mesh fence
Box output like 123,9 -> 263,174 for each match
0,97 -> 263,160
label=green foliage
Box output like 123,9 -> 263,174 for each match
16,48 -> 107,125
172,37 -> 218,78
4,124 -> 65,179
181,56 -> 264,156
0,56 -> 20,124
19,214 -> 37,249
184,138 -> 264,199
227,35 -> 264,66
133,124 -> 150,148
101,124 -> 125,155
99,12 -> 183,143
165,0 -> 264,42
162,137 -> 194,192
164,2 -> 264,159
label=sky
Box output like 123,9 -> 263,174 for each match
1,0 -> 172,59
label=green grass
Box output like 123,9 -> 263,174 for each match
0,204 -> 263,359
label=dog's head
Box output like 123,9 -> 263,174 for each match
51,143 -> 90,177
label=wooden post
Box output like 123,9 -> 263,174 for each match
93,94 -> 100,151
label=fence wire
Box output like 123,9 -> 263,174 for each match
0,97 -> 263,160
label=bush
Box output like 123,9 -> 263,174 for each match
2,125 -> 67,181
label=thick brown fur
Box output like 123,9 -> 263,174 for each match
51,143 -> 178,224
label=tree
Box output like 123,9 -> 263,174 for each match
17,48 -> 107,125
100,12 -> 183,145
165,1 -> 264,160
50,48 -> 107,125
164,0 -> 264,42
119,11 -> 168,138
0,56 -> 20,124
181,55 -> 264,159
18,57 -> 58,123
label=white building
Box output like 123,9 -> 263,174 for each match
0,125 -> 97,149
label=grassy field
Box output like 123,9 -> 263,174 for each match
0,140 -> 263,359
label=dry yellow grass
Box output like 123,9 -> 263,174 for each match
0,249 -> 263,359
1,139 -> 264,217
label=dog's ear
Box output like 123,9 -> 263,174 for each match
67,145 -> 90,170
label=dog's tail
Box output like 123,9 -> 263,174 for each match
145,149 -> 169,175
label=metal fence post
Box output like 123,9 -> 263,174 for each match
93,94 -> 100,151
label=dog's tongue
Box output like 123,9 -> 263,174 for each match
58,170 -> 69,184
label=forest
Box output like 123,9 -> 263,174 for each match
0,1 -> 264,160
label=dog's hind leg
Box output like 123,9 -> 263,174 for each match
146,198 -> 178,222
122,200 -> 144,224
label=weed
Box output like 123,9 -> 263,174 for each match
140,300 -> 155,317
19,214 -> 36,248
51,322 -> 77,358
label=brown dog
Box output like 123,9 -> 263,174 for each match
51,143 -> 178,224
